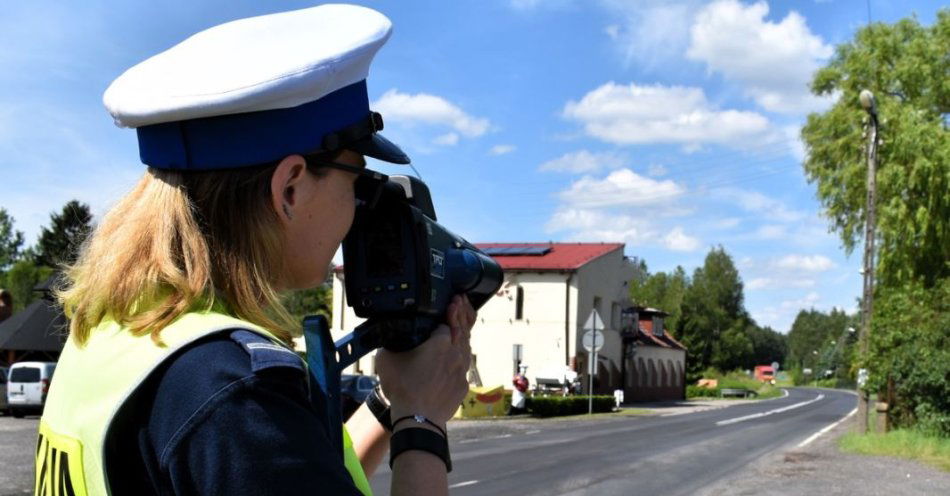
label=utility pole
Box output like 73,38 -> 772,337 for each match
857,89 -> 879,434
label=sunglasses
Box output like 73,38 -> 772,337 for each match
304,156 -> 389,209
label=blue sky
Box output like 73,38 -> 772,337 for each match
0,1 -> 940,332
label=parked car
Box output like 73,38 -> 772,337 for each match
7,362 -> 56,418
0,367 -> 8,414
341,374 -> 378,421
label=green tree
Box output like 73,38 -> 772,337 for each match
869,279 -> 950,436
678,246 -> 745,375
802,11 -> 950,287
35,200 -> 93,268
630,266 -> 688,337
747,325 -> 788,368
2,256 -> 54,312
282,284 -> 333,324
0,207 -> 24,272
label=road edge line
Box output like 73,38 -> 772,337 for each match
796,407 -> 858,448
449,480 -> 479,488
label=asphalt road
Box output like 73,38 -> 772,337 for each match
370,388 -> 856,495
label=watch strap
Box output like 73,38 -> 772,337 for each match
365,387 -> 392,431
389,427 -> 452,472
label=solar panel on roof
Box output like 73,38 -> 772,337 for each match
481,246 -> 552,256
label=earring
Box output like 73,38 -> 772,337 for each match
282,203 -> 294,220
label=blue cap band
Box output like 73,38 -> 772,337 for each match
136,81 -> 369,170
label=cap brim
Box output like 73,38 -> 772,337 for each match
347,133 -> 411,164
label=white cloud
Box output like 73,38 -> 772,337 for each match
563,82 -> 770,148
663,226 -> 700,252
557,168 -> 685,209
714,187 -> 805,223
373,89 -> 490,137
647,164 -> 668,177
538,150 -> 627,174
747,277 -> 816,290
687,0 -> 834,114
599,1 -> 701,69
774,254 -> 836,272
714,217 -> 741,229
752,291 -> 823,332
433,132 -> 459,146
753,224 -> 787,240
546,208 -> 657,246
489,144 -> 516,155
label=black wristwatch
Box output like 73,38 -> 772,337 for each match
365,386 -> 392,431
389,427 -> 452,472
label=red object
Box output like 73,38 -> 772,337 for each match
512,374 -> 529,392
41,379 -> 50,394
476,391 -> 504,404
476,243 -> 623,271
754,366 -> 775,382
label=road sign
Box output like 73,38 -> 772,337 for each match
771,361 -> 780,371
583,309 -> 605,332
582,330 -> 604,353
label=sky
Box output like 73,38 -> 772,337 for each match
0,1 -> 941,333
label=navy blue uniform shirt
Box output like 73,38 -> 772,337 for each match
105,330 -> 364,495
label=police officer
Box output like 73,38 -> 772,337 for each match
38,5 -> 474,496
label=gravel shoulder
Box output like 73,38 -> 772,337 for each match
700,415 -> 950,496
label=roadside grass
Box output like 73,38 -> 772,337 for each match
839,429 -> 950,472
688,368 -> 784,400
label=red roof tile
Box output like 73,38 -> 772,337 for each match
474,242 -> 623,271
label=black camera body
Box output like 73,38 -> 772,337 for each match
342,176 -> 502,352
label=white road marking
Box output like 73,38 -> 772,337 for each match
796,408 -> 858,448
716,394 -> 825,426
449,480 -> 479,488
526,430 -> 541,435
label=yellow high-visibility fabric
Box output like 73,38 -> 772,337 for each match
38,310 -> 371,496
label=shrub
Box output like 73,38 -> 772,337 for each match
527,396 -> 614,417
687,385 -> 720,398
868,279 -> 950,437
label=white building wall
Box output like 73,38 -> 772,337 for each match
571,248 -> 636,392
470,272 -> 572,388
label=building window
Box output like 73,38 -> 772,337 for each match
611,303 -> 620,330
593,296 -> 602,322
652,316 -> 664,337
515,286 -> 524,320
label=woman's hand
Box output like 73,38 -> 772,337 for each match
375,295 -> 476,427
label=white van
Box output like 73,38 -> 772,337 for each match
7,362 -> 56,418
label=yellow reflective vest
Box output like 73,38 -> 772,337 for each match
37,310 -> 372,496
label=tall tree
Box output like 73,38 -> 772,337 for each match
678,246 -> 745,375
802,11 -> 950,287
0,207 -> 24,273
35,200 -> 93,268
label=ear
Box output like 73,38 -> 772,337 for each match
270,154 -> 308,226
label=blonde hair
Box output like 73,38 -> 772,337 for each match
58,165 -> 299,346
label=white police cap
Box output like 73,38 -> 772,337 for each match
104,4 -> 410,170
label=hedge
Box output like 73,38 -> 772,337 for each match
527,395 -> 615,417
686,385 -> 720,398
